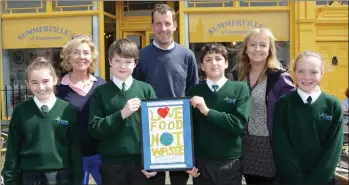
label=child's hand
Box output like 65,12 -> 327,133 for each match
186,167 -> 200,178
190,96 -> 209,116
121,98 -> 141,119
141,170 -> 157,178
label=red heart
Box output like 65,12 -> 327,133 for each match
157,107 -> 169,118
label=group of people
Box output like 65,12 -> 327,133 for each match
1,3 -> 344,185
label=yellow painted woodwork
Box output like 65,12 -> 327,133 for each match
2,16 -> 92,49
189,12 -> 290,43
0,1 -> 348,120
317,41 -> 348,100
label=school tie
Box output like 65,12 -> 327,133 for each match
41,105 -> 48,116
121,82 -> 126,97
212,84 -> 219,92
307,96 -> 312,105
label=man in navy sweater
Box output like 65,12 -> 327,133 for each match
132,4 -> 199,185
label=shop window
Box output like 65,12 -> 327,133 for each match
123,1 -> 165,16
2,48 -> 62,119
104,15 -> 117,80
189,42 -> 290,81
1,1 -> 46,14
104,1 -> 116,15
316,1 -> 348,5
239,0 -> 288,7
52,0 -> 95,11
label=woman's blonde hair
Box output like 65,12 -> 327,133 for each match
60,36 -> 99,73
293,50 -> 324,74
25,57 -> 57,81
235,27 -> 282,82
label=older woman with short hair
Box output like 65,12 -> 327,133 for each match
56,36 -> 105,185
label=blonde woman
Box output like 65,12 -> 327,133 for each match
231,28 -> 295,184
56,36 -> 105,185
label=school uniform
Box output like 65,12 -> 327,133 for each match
57,74 -> 106,185
88,76 -> 157,185
272,88 -> 343,184
186,78 -> 250,185
1,95 -> 82,185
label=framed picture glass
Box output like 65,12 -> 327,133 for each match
140,98 -> 194,171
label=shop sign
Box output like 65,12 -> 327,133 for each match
189,12 -> 289,43
2,16 -> 92,49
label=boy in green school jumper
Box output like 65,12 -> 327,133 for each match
88,38 -> 157,185
1,57 -> 82,185
186,43 -> 250,185
273,51 -> 343,184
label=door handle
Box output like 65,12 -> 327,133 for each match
332,56 -> 338,65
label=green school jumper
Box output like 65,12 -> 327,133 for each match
88,80 -> 156,164
2,98 -> 82,185
186,81 -> 250,159
272,91 -> 344,184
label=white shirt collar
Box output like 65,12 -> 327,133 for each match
297,86 -> 322,104
33,94 -> 57,111
206,77 -> 227,92
112,76 -> 133,91
153,40 -> 175,50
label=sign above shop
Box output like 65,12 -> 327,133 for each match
189,12 -> 289,43
2,16 -> 92,49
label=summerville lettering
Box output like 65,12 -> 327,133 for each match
208,20 -> 265,34
18,26 -> 72,41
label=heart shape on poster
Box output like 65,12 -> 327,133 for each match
157,107 -> 169,118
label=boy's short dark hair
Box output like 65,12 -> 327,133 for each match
345,87 -> 349,98
108,38 -> 139,63
151,4 -> 176,23
200,43 -> 229,63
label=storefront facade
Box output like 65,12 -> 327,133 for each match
0,1 -> 348,120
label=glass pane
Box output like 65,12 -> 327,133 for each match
104,1 -> 116,15
316,1 -> 329,5
56,0 -> 93,6
104,16 -> 116,80
123,1 -> 166,16
5,1 -> 41,8
2,1 -> 46,14
124,1 -> 163,11
52,0 -> 94,11
239,1 -> 287,7
2,48 -> 61,118
196,3 -> 223,7
126,35 -> 142,50
250,2 -> 278,6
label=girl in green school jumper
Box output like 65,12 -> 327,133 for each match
1,57 -> 82,185
272,51 -> 343,185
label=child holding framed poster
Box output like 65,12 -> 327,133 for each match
88,38 -> 158,185
186,43 -> 251,185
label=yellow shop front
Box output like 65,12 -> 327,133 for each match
177,1 -> 348,99
1,16 -> 93,119
187,11 -> 290,79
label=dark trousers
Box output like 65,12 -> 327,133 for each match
150,171 -> 189,185
244,174 -> 274,185
21,169 -> 70,185
273,172 -> 339,185
99,162 -> 151,185
193,158 -> 242,185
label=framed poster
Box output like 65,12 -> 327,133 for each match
140,98 -> 194,171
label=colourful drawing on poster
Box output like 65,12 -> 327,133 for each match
148,106 -> 184,158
